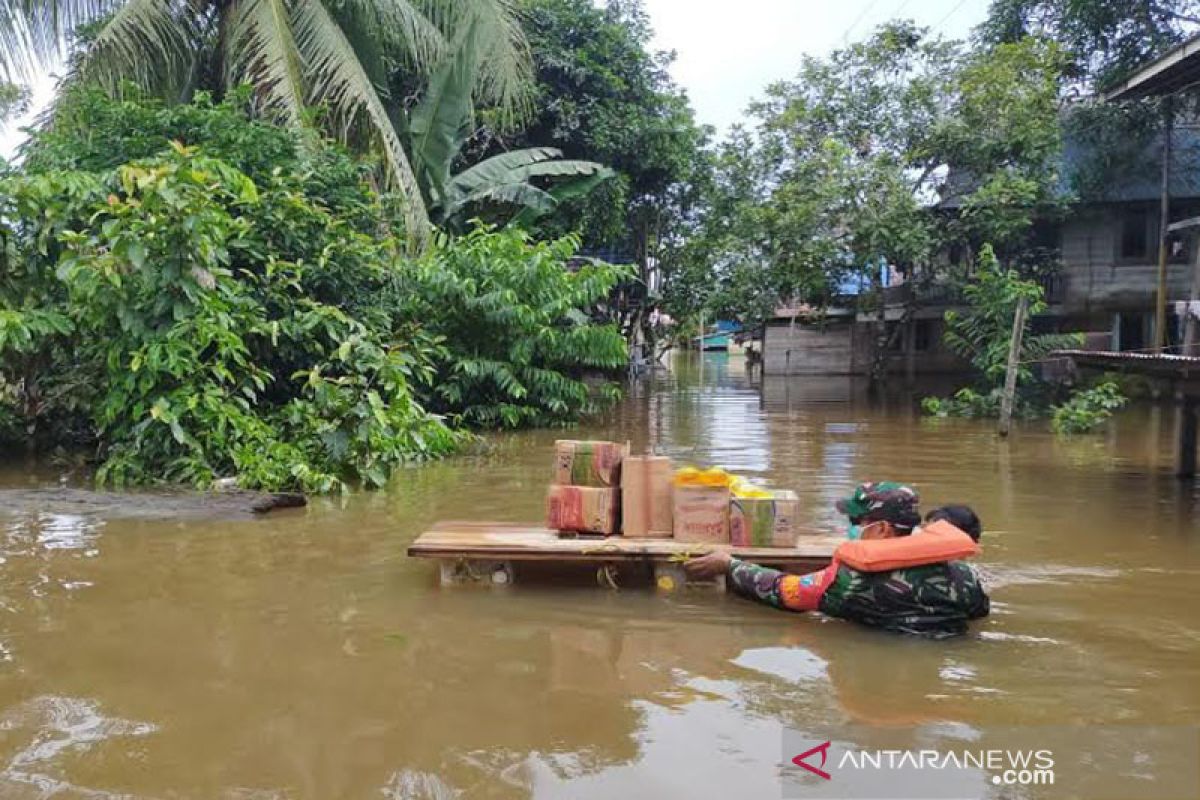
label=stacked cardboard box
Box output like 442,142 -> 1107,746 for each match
673,484 -> 731,543
621,455 -> 673,538
545,440 -> 627,535
730,490 -> 801,547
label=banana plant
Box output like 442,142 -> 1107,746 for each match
403,19 -> 613,229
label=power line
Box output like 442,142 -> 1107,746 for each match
841,0 -> 883,43
933,0 -> 972,31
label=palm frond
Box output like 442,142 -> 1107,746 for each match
226,0 -> 305,127
1,1 -> 115,78
459,0 -> 531,125
413,0 -> 531,125
334,0 -> 446,74
292,0 -> 430,249
76,0 -> 195,97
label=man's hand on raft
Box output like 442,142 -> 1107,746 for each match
684,549 -> 733,579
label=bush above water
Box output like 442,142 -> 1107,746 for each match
0,91 -> 628,491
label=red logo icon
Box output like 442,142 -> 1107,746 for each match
793,741 -> 833,780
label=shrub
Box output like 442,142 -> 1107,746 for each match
2,140 -> 460,491
1,91 -> 629,489
396,224 -> 630,428
1051,381 -> 1127,435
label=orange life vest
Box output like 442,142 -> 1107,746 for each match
833,519 -> 980,573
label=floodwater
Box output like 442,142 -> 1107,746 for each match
0,354 -> 1197,799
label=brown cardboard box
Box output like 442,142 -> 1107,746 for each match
546,485 -> 620,535
730,490 -> 800,547
672,485 -> 730,543
553,440 -> 629,487
621,455 -> 673,538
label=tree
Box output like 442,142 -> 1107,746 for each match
980,0 -> 1200,90
471,0 -> 708,348
668,23 -> 1070,339
935,35 -> 1071,269
1,91 -> 630,487
0,0 -> 534,249
671,22 -> 957,331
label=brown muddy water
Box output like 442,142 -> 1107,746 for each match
0,354 -> 1197,799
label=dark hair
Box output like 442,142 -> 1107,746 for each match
853,508 -> 921,535
891,508 -> 921,536
924,505 -> 983,542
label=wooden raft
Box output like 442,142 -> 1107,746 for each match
408,521 -> 841,590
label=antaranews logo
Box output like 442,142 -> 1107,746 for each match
784,726 -> 1200,800
788,739 -> 1054,794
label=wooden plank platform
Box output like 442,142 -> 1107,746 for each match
408,521 -> 841,588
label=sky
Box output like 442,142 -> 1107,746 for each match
0,0 -> 993,158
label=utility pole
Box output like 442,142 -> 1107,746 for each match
1186,236 -> 1200,356
998,296 -> 1029,438
1155,97 -> 1174,353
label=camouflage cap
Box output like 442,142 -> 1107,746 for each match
836,481 -> 920,523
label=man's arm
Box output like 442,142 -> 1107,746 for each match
684,550 -> 834,612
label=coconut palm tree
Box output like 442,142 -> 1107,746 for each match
0,0 -> 532,248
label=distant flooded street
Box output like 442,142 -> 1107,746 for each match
0,353 -> 1197,798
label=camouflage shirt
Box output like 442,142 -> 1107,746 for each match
818,561 -> 990,639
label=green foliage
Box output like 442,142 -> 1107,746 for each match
921,388 -> 1004,419
924,244 -> 1083,420
493,0 -> 707,284
667,22 -> 1069,327
2,93 -> 632,486
1051,381 -> 1127,434
0,81 -> 28,125
980,0 -> 1199,90
2,121 -> 463,491
395,21 -> 615,230
943,244 -> 1050,384
937,36 -> 1072,258
397,224 -> 630,428
0,0 -> 537,250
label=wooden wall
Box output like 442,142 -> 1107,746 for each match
763,322 -> 860,375
1059,206 -> 1194,315
762,319 -> 967,376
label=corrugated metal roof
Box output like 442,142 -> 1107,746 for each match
1105,34 -> 1200,101
1052,349 -> 1200,378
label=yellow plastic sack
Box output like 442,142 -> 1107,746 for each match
674,466 -> 737,487
674,467 -> 774,497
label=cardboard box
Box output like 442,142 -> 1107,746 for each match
621,455 -> 673,538
546,485 -> 620,535
553,440 -> 629,487
730,491 -> 800,547
672,485 -> 730,543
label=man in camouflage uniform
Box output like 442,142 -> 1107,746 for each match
685,483 -> 990,639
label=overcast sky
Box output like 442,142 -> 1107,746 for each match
1,0 -> 992,158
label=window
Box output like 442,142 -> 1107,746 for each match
1120,210 -> 1150,260
1116,312 -> 1147,352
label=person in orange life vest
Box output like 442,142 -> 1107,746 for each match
685,496 -> 990,638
